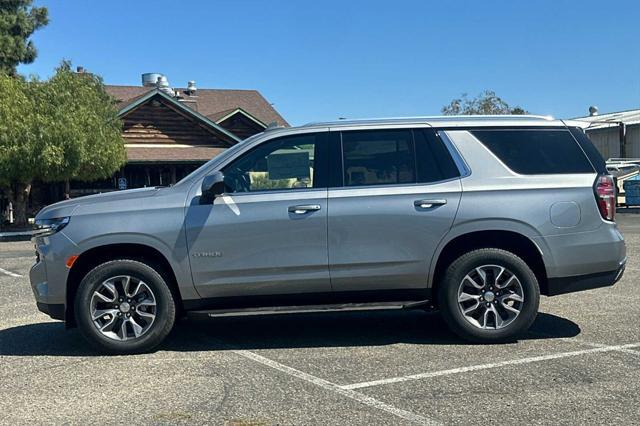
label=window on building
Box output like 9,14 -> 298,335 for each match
470,129 -> 595,174
223,133 -> 326,192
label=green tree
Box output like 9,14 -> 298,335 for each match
0,62 -> 126,225
0,73 -> 35,225
0,0 -> 48,75
442,90 -> 527,115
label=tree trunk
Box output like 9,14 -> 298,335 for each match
8,182 -> 31,227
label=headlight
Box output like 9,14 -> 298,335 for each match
33,217 -> 70,237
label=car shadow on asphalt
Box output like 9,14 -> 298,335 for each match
0,310 -> 581,357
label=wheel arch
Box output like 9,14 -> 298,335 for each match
430,229 -> 549,303
65,243 -> 183,327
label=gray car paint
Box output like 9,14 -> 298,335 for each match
29,116 -> 626,318
185,188 -> 331,298
327,179 -> 461,292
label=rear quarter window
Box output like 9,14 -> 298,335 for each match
568,127 -> 607,174
470,129 -> 595,174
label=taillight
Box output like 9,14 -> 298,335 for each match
595,175 -> 616,221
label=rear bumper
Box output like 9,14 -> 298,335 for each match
545,257 -> 626,296
536,224 -> 626,279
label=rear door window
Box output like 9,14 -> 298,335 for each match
341,130 -> 415,187
414,129 -> 460,182
470,129 -> 594,174
338,129 -> 462,187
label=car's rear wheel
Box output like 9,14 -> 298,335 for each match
75,259 -> 176,354
438,248 -> 540,342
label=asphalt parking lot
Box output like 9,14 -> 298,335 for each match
1,216 -> 639,425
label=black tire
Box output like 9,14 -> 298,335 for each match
438,248 -> 540,343
75,259 -> 176,354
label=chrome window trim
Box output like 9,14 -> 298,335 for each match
328,179 -> 461,198
215,188 -> 327,204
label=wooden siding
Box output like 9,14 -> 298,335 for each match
122,98 -> 231,146
218,113 -> 265,140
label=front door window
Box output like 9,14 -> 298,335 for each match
223,133 -> 326,193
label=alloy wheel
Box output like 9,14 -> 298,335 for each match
90,275 -> 157,341
457,264 -> 524,330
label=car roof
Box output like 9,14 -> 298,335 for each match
258,115 -> 586,138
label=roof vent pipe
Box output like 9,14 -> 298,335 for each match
156,75 -> 174,96
187,80 -> 197,96
589,105 -> 599,116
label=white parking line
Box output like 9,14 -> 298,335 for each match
576,341 -> 640,356
0,267 -> 22,278
341,342 -> 640,390
530,330 -> 640,356
232,349 -> 439,425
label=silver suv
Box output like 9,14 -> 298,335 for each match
30,115 -> 626,354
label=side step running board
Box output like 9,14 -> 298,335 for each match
188,300 -> 432,318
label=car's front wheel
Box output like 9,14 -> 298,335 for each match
75,259 -> 176,354
438,248 -> 540,343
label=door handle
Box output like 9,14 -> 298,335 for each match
288,204 -> 321,214
414,199 -> 447,209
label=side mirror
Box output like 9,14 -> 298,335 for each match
200,171 -> 226,204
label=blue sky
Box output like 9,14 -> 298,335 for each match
19,0 -> 640,125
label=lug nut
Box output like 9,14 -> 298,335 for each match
119,298 -> 123,302
486,303 -> 490,307
126,313 -> 131,317
117,312 -> 122,316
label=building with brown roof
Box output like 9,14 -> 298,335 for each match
50,71 -> 288,200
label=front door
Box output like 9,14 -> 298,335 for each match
328,128 -> 462,294
185,132 -> 331,300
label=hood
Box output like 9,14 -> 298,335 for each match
35,187 -> 163,221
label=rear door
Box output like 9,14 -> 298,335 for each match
327,128 -> 463,294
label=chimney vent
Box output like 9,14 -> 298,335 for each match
155,75 -> 175,96
141,72 -> 163,87
589,105 -> 599,116
187,80 -> 197,96
76,66 -> 85,73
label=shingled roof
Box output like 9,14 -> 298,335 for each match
106,85 -> 288,127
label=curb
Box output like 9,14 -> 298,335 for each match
0,232 -> 33,242
617,208 -> 640,215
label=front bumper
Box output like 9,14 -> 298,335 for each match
36,302 -> 65,320
29,232 -> 75,321
29,256 -> 65,319
545,257 -> 626,296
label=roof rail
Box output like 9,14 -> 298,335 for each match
301,114 -> 554,127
